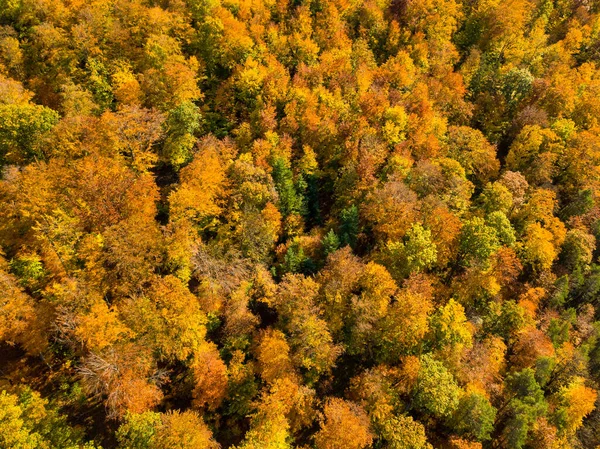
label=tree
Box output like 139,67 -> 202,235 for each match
378,415 -> 432,449
275,274 -> 342,382
449,392 -> 496,441
95,106 -> 165,172
255,329 -> 295,385
316,247 -> 363,337
234,379 -> 295,449
79,345 -> 164,419
191,343 -> 228,411
506,126 -> 561,185
559,229 -> 595,271
271,156 -> 304,218
486,211 -> 516,247
162,101 -> 202,168
459,217 -> 500,267
376,286 -> 433,362
169,138 -> 227,228
446,126 -> 499,185
75,301 -> 134,352
154,411 -> 220,449
321,230 -> 341,257
384,223 -> 438,279
428,299 -> 473,354
0,103 -> 59,167
521,223 -> 558,272
0,388 -> 98,449
479,182 -> 513,215
363,178 -> 419,243
314,398 -> 373,449
501,369 -> 548,449
347,262 -> 397,355
339,205 -> 360,249
122,275 -> 208,361
554,378 -> 597,436
0,255 -> 44,354
117,410 -> 219,449
413,354 -> 462,419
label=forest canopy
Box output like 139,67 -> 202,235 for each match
1,0 -> 600,448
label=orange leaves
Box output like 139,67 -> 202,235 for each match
75,302 -> 134,352
94,106 -> 165,172
191,343 -> 228,411
79,345 -> 164,419
314,398 -> 373,449
363,177 -> 419,242
510,326 -> 555,370
255,328 -> 295,384
169,138 -> 228,227
0,256 -> 46,354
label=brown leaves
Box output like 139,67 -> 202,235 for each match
79,345 -> 165,419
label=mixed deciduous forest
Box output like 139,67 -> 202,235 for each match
2,0 -> 600,448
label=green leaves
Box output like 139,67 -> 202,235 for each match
413,354 -> 461,419
459,217 -> 501,268
449,392 -> 497,441
0,103 -> 58,166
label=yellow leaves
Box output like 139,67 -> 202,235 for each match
0,74 -> 33,105
261,202 -> 282,243
0,390 -> 44,449
164,219 -> 198,283
217,6 -> 254,67
75,302 -> 134,352
506,125 -> 562,184
145,34 -> 183,69
145,275 -> 208,361
299,145 -> 318,174
376,287 -> 433,361
255,329 -> 295,384
358,262 -> 397,317
118,275 -> 208,361
169,142 -> 227,227
236,56 -> 267,98
112,65 -> 143,107
0,257 -> 38,350
154,410 -> 220,449
522,222 -> 558,271
430,299 -> 473,353
383,106 -> 409,146
557,378 -> 597,436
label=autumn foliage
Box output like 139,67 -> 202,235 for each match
1,0 -> 600,448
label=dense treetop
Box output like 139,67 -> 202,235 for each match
1,0 -> 600,447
